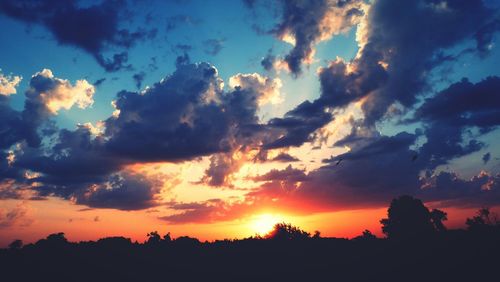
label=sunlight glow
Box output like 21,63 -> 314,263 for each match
249,214 -> 282,235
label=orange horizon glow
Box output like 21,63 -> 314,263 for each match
0,196 -> 491,248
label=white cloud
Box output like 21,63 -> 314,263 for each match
0,70 -> 22,96
30,69 -> 95,114
229,73 -> 283,105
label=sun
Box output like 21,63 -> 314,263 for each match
249,214 -> 282,235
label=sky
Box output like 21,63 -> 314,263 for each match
1,0 -> 500,246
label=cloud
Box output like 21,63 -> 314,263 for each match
104,62 -> 230,161
132,71 -> 146,89
419,171 -> 500,208
260,49 -> 276,71
75,171 -> 162,210
0,68 -> 94,152
0,0 -> 155,71
203,39 -> 225,56
414,77 -> 500,169
0,202 -> 33,228
93,78 -> 107,87
270,152 -> 299,162
414,77 -> 500,130
27,69 -> 95,114
265,0 -> 366,75
161,199 -> 252,224
351,0 -> 499,125
228,73 -> 283,105
2,62 -> 285,207
262,0 -> 500,151
483,152 -> 491,164
105,62 -> 280,164
264,100 -> 332,149
0,70 -> 22,96
201,153 -> 244,187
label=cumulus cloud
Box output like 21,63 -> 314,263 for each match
252,0 -> 365,75
0,70 -> 22,96
228,73 -> 283,105
262,0 -> 500,151
27,69 -> 95,114
0,68 -> 94,151
1,62 -> 286,207
104,62 -> 230,161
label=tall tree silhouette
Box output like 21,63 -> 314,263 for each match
380,195 -> 446,239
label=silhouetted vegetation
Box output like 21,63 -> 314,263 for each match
1,196 -> 499,282
380,195 -> 448,239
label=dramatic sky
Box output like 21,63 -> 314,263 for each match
1,0 -> 500,245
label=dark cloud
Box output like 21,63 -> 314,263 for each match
104,62 -> 231,162
264,100 -> 332,149
414,77 -> 500,169
352,0 -> 499,125
270,152 -> 300,162
263,0 -> 500,150
253,164 -> 310,183
132,71 -> 146,89
483,152 -> 491,164
419,171 -> 500,208
75,172 -> 162,210
93,78 -> 107,87
261,50 -> 276,71
175,53 -> 191,67
269,0 -> 365,75
0,0 -> 155,72
203,39 -> 225,56
1,61 -> 284,209
414,77 -> 500,130
105,61 -> 279,163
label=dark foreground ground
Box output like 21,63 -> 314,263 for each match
1,230 -> 499,282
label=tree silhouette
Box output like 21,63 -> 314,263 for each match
146,231 -> 162,245
466,208 -> 499,231
354,229 -> 378,241
8,239 -> 23,250
430,208 -> 448,232
265,222 -> 311,240
380,195 -> 445,239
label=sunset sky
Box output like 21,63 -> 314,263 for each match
1,0 -> 500,246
